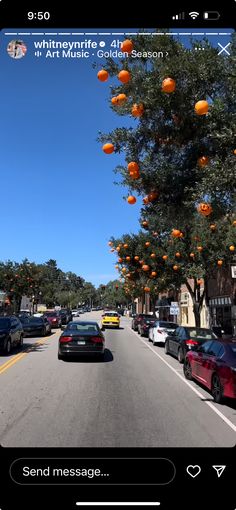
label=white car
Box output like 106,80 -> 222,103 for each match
148,320 -> 178,345
72,310 -> 80,317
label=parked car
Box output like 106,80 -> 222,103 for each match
165,326 -> 218,363
101,311 -> 120,329
137,315 -> 157,337
59,309 -> 72,324
149,320 -> 179,345
43,311 -> 62,328
58,321 -> 105,360
19,316 -> 51,337
0,316 -> 24,354
211,325 -> 224,338
184,338 -> 236,403
131,313 -> 155,332
19,310 -> 31,317
72,310 -> 80,317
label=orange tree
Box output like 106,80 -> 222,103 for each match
109,233 -> 182,314
100,31 -> 236,326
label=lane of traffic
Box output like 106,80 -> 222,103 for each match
0,314 -> 234,447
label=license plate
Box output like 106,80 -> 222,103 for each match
77,341 -> 86,345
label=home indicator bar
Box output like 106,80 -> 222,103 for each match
76,504 -> 161,507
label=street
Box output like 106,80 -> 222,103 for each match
0,311 -> 235,447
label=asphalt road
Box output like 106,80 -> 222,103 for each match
0,311 -> 235,447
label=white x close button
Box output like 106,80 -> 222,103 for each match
218,42 -> 231,55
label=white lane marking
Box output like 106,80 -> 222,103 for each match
129,328 -> 236,434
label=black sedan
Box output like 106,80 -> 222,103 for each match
0,316 -> 24,354
131,314 -> 155,332
19,316 -> 51,337
58,321 -> 105,360
137,315 -> 157,337
164,326 -> 218,363
59,309 -> 72,324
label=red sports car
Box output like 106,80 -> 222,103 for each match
184,338 -> 236,403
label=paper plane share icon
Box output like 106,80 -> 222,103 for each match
212,465 -> 226,478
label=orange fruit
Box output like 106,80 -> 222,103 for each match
162,77 -> 176,93
127,195 -> 136,204
97,69 -> 109,82
195,100 -> 209,115
121,39 -> 134,54
102,143 -> 114,154
118,70 -> 131,83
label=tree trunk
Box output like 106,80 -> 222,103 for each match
185,280 -> 205,328
14,294 -> 22,314
150,297 -> 156,315
193,303 -> 201,327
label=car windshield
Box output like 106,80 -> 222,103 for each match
104,313 -> 119,317
159,322 -> 178,329
186,328 -> 217,339
0,318 -> 10,328
45,312 -> 58,317
66,323 -> 99,332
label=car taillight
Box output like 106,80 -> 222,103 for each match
52,318 -> 57,322
91,336 -> 104,343
59,336 -> 72,343
185,339 -> 198,347
157,329 -> 163,334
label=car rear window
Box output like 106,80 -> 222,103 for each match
29,318 -> 43,323
104,313 -> 119,317
159,322 -> 178,328
45,312 -> 58,317
186,328 -> 217,339
67,323 -> 99,332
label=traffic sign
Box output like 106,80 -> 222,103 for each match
170,305 -> 179,315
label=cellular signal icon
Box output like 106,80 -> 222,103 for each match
172,12 -> 185,20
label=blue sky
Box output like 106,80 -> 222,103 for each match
0,28 -> 232,286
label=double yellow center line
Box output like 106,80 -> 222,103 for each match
0,335 -> 55,375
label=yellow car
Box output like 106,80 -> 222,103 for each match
101,311 -> 120,329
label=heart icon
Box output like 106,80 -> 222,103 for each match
186,465 -> 201,478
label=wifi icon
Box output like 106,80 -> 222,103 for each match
189,11 -> 199,19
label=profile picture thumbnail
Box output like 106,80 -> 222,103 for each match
7,40 -> 27,59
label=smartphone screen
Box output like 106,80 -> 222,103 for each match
0,3 -> 235,510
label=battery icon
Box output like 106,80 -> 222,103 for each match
203,11 -> 220,20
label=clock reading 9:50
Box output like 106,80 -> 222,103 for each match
28,12 -> 50,20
